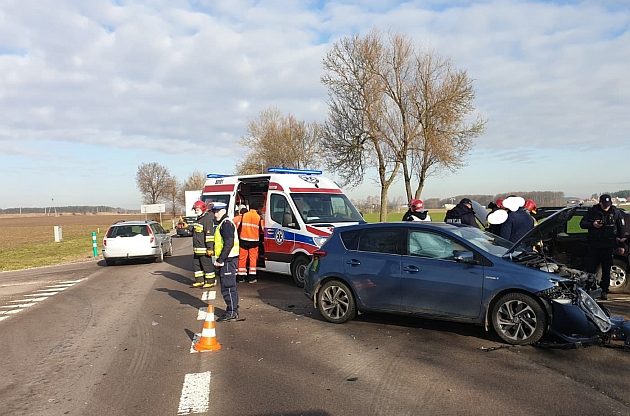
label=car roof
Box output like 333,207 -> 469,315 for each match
336,221 -> 465,232
110,220 -> 157,226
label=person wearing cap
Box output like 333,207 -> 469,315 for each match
580,194 -> 626,300
402,199 -> 431,222
500,196 -> 534,243
445,198 -> 478,228
211,202 -> 241,321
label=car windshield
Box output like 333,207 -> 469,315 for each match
107,225 -> 149,238
290,193 -> 364,224
448,226 -> 515,257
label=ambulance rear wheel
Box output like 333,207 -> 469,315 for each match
291,255 -> 310,288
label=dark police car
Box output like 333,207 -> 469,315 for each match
534,206 -> 630,293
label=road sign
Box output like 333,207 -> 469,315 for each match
141,204 -> 166,214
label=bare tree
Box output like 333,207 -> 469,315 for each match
164,176 -> 181,218
239,108 -> 321,174
136,162 -> 173,204
407,50 -> 485,199
321,30 -> 401,221
183,171 -> 207,191
237,107 -> 321,175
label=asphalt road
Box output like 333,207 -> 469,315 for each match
0,237 -> 629,416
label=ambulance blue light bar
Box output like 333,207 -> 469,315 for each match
206,173 -> 231,178
267,167 -> 322,175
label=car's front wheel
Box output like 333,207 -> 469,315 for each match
317,280 -> 357,324
491,293 -> 547,345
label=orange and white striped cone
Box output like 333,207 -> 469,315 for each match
193,305 -> 222,352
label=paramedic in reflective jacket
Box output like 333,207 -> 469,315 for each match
580,194 -> 625,300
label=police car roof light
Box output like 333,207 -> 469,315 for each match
206,173 -> 231,179
267,167 -> 323,175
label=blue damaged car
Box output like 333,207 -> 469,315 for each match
304,208 -> 629,346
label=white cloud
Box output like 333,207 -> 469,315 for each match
1,0 -> 629,207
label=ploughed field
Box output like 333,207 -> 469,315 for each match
0,214 -> 170,271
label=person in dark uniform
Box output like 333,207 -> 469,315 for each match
500,196 -> 534,243
486,199 -> 506,236
580,194 -> 626,300
212,202 -> 241,321
445,198 -> 478,228
402,199 -> 431,222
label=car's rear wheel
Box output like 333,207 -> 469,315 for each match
491,293 -> 547,345
317,280 -> 357,324
291,255 -> 310,288
155,247 -> 164,263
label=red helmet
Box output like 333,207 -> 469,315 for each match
495,198 -> 504,209
192,200 -> 207,212
409,199 -> 424,211
524,199 -> 537,213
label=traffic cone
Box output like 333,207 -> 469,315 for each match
193,305 -> 222,352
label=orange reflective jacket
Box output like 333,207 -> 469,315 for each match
239,209 -> 262,242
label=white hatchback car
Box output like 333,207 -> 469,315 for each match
102,220 -> 173,265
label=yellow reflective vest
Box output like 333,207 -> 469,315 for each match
214,217 -> 240,259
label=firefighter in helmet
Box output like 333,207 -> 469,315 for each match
191,200 -> 216,288
402,199 -> 431,222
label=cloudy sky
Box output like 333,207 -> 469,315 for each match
1,0 -> 629,209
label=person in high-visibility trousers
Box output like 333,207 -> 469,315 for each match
237,201 -> 263,283
191,200 -> 216,288
212,202 -> 240,322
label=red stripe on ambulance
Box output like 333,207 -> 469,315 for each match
203,184 -> 235,193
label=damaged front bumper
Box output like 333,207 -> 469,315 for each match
539,287 -> 630,349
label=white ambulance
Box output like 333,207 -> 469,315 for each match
200,168 -> 365,287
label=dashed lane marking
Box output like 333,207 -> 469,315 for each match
197,308 -> 208,321
9,297 -> 48,303
177,371 -> 211,415
0,279 -> 85,323
189,334 -> 201,354
201,291 -> 216,301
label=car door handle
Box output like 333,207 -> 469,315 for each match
403,265 -> 420,273
346,259 -> 361,266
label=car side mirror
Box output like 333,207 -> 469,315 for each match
453,250 -> 478,264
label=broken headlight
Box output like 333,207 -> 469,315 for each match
577,288 -> 611,333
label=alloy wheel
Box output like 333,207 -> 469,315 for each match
320,285 -> 351,321
495,299 -> 538,342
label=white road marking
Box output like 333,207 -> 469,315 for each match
197,307 -> 208,321
37,288 -> 66,293
58,279 -> 84,284
1,303 -> 35,309
9,297 -> 48,303
5,309 -> 24,315
23,293 -> 54,297
189,334 -> 202,354
177,372 -> 211,415
46,284 -> 76,288
0,316 -> 7,321
201,291 -> 216,301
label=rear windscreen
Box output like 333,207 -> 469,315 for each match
107,225 -> 150,238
